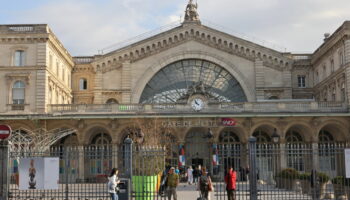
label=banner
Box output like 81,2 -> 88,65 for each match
19,157 -> 59,190
178,144 -> 185,167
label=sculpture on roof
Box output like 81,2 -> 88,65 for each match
184,0 -> 200,23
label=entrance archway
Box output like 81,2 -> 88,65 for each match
185,128 -> 211,170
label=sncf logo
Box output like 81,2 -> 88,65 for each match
221,118 -> 237,126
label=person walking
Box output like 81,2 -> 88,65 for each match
193,167 -> 199,185
187,166 -> 193,185
198,167 -> 211,200
224,166 -> 237,200
108,168 -> 120,200
166,167 -> 179,200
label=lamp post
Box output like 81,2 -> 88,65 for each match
271,128 -> 280,144
271,128 -> 280,183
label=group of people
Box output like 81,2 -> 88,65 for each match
163,165 -> 237,200
107,165 -> 238,200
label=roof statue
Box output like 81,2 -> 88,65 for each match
184,0 -> 201,24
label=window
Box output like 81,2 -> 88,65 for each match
332,88 -> 336,101
315,71 -> 319,84
339,52 -> 344,66
323,65 -> 326,79
56,61 -> 59,76
12,81 -> 25,104
14,50 -> 25,66
330,59 -> 334,73
62,67 -> 65,81
297,75 -> 306,88
341,83 -> 345,102
79,78 -> 87,90
286,130 -> 304,171
49,54 -> 53,69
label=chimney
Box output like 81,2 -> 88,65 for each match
324,33 -> 330,42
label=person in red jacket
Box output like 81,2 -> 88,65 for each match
224,166 -> 237,200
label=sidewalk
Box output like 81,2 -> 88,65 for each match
177,183 -> 215,200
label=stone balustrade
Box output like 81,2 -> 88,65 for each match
48,101 -> 348,115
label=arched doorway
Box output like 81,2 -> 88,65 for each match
87,132 -> 112,179
285,130 -> 305,171
318,129 -> 336,177
253,129 -> 273,181
217,130 -> 241,177
185,128 -> 211,170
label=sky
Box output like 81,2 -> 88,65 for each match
1,0 -> 350,56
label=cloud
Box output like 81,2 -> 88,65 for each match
7,0 -> 350,55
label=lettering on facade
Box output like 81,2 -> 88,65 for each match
161,118 -> 237,128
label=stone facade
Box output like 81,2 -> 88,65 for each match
0,2 -> 350,179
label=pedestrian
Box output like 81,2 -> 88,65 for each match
198,167 -> 212,200
175,166 -> 180,174
166,167 -> 179,200
187,166 -> 193,185
224,166 -> 237,200
108,168 -> 120,200
193,167 -> 199,184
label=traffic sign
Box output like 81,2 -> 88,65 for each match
0,125 -> 12,140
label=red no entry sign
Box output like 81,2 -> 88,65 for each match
0,125 -> 12,140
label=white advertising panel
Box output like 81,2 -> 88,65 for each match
19,157 -> 59,190
345,149 -> 350,178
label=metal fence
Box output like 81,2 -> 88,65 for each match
213,139 -> 350,200
6,141 -> 166,200
3,139 -> 350,200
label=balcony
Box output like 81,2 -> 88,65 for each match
48,101 -> 349,115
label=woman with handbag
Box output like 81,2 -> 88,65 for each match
108,168 -> 120,200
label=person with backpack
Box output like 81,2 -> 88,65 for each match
108,168 -> 120,200
198,167 -> 211,200
224,166 -> 237,200
166,167 -> 179,200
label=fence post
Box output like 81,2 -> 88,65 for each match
248,137 -> 258,200
124,138 -> 133,179
65,147 -> 70,200
0,140 -> 9,200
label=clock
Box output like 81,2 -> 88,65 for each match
191,98 -> 204,111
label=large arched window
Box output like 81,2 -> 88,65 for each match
286,130 -> 304,171
140,59 -> 247,103
12,81 -> 25,104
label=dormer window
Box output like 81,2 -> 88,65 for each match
14,50 -> 25,66
79,78 -> 88,90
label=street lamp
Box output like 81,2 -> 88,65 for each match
271,128 -> 280,143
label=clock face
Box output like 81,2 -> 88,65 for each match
191,98 -> 204,111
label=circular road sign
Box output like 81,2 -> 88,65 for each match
0,125 -> 12,140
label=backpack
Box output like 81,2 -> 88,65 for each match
200,175 -> 209,190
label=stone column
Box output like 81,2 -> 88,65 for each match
279,142 -> 287,170
311,142 -> 319,171
78,146 -> 85,181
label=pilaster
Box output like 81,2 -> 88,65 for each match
345,67 -> 350,104
255,59 -> 264,100
344,39 -> 350,64
35,70 -> 47,113
121,62 -> 131,103
93,69 -> 103,104
37,42 -> 47,66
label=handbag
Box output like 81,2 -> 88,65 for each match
115,185 -> 120,193
208,177 -> 214,192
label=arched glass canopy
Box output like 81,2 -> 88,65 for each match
139,59 -> 247,103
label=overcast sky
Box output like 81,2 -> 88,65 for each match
2,0 -> 350,56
